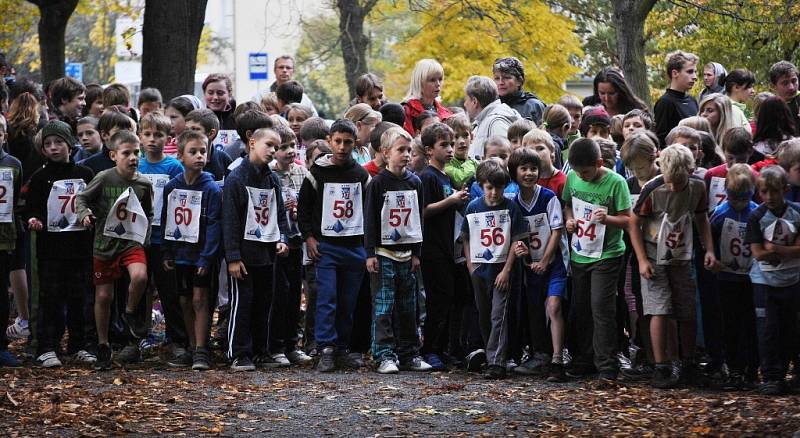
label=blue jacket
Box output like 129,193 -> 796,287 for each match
161,171 -> 222,269
223,157 -> 288,266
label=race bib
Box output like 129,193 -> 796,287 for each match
760,218 -> 800,272
103,187 -> 149,244
143,174 -> 170,227
244,187 -> 279,243
707,176 -> 726,212
164,189 -> 202,243
212,129 -> 240,152
380,190 -> 422,245
467,209 -> 511,264
570,197 -> 606,259
321,182 -> 364,237
46,179 -> 86,232
655,214 -> 693,265
525,213 -> 551,262
283,187 -> 301,238
454,211 -> 466,263
719,217 -> 751,274
0,168 -> 14,223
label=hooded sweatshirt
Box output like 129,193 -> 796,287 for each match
364,168 -> 424,259
469,99 -> 520,160
297,153 -> 370,248
161,171 -> 222,268
699,62 -> 727,102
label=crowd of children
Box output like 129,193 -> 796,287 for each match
3,51 -> 800,396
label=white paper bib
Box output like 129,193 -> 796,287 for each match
0,168 -> 14,223
759,218 -> 800,272
525,213 -> 551,262
467,209 -> 511,264
570,197 -> 606,259
719,217 -> 751,274
321,182 -> 364,237
103,187 -> 149,244
244,187 -> 279,243
283,187 -> 301,238
212,129 -> 240,152
708,176 -> 727,212
164,189 -> 203,243
655,213 -> 693,265
46,179 -> 86,232
143,174 -> 170,227
379,190 -> 422,245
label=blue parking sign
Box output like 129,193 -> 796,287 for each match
249,53 -> 268,81
65,63 -> 83,82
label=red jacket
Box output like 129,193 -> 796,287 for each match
402,99 -> 453,136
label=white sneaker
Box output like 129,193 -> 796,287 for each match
271,353 -> 291,367
377,358 -> 399,374
401,356 -> 433,372
286,349 -> 313,364
73,350 -> 97,364
36,351 -> 62,368
6,317 -> 30,340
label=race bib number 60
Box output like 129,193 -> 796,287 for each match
164,189 -> 203,243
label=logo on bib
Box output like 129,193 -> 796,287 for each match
581,206 -> 593,221
113,222 -> 127,235
485,214 -> 496,227
341,186 -> 351,200
395,193 -> 406,208
179,192 -> 188,206
481,248 -> 494,261
64,182 -> 75,194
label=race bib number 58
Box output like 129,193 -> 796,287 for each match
321,182 -> 363,237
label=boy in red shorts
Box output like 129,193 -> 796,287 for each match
76,130 -> 154,370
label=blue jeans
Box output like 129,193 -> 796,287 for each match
314,241 -> 366,350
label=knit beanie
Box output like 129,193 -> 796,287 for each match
579,106 -> 611,137
42,120 -> 77,147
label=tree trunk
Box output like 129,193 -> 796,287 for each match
141,0 -> 208,101
29,0 -> 79,85
337,0 -> 377,99
611,0 -> 657,107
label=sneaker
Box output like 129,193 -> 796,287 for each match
121,312 -> 146,339
505,358 -> 519,372
377,358 -> 400,374
465,349 -> 487,372
317,347 -> 336,373
441,352 -> 464,368
73,350 -> 97,364
484,364 -> 506,380
167,347 -> 192,367
400,356 -> 433,372
117,344 -> 141,364
231,356 -> 256,372
651,364 -> 678,389
286,349 -> 313,365
721,372 -> 744,391
760,380 -> 785,396
336,351 -> 364,370
254,354 -> 282,369
192,348 -> 211,371
565,363 -> 596,379
424,353 -> 446,371
6,317 -> 30,340
547,363 -> 566,382
271,353 -> 292,368
36,351 -> 62,368
94,344 -> 112,371
514,353 -> 550,376
617,352 -> 633,371
621,363 -> 654,382
598,369 -> 618,381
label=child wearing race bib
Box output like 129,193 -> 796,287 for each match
666,126 -> 706,178
562,138 -> 631,381
161,131 -> 222,371
467,136 -> 518,203
522,128 -> 566,199
709,164 -> 759,390
222,127 -> 289,372
461,160 -> 527,380
364,127 -> 431,374
704,127 -> 760,213
23,121 -> 93,368
76,130 -> 154,371
267,125 -> 313,367
184,109 -> 233,183
137,111 -> 186,366
745,166 -> 800,395
507,148 -> 568,382
297,120 -> 370,373
629,144 -> 716,389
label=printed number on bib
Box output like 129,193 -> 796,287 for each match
380,190 -> 422,245
708,176 -> 726,212
525,213 -> 551,262
103,187 -> 149,244
244,187 -> 279,242
570,197 -> 606,259
164,189 -> 203,243
467,210 -> 511,263
0,168 -> 14,223
143,174 -> 169,227
47,179 -> 86,232
655,214 -> 693,265
321,182 -> 363,237
719,218 -> 751,274
760,218 -> 800,272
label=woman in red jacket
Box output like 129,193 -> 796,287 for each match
402,59 -> 453,136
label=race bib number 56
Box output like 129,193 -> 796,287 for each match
467,209 -> 511,263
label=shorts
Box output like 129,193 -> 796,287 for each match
10,230 -> 25,270
92,247 -> 147,285
175,263 -> 214,296
641,260 -> 696,320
